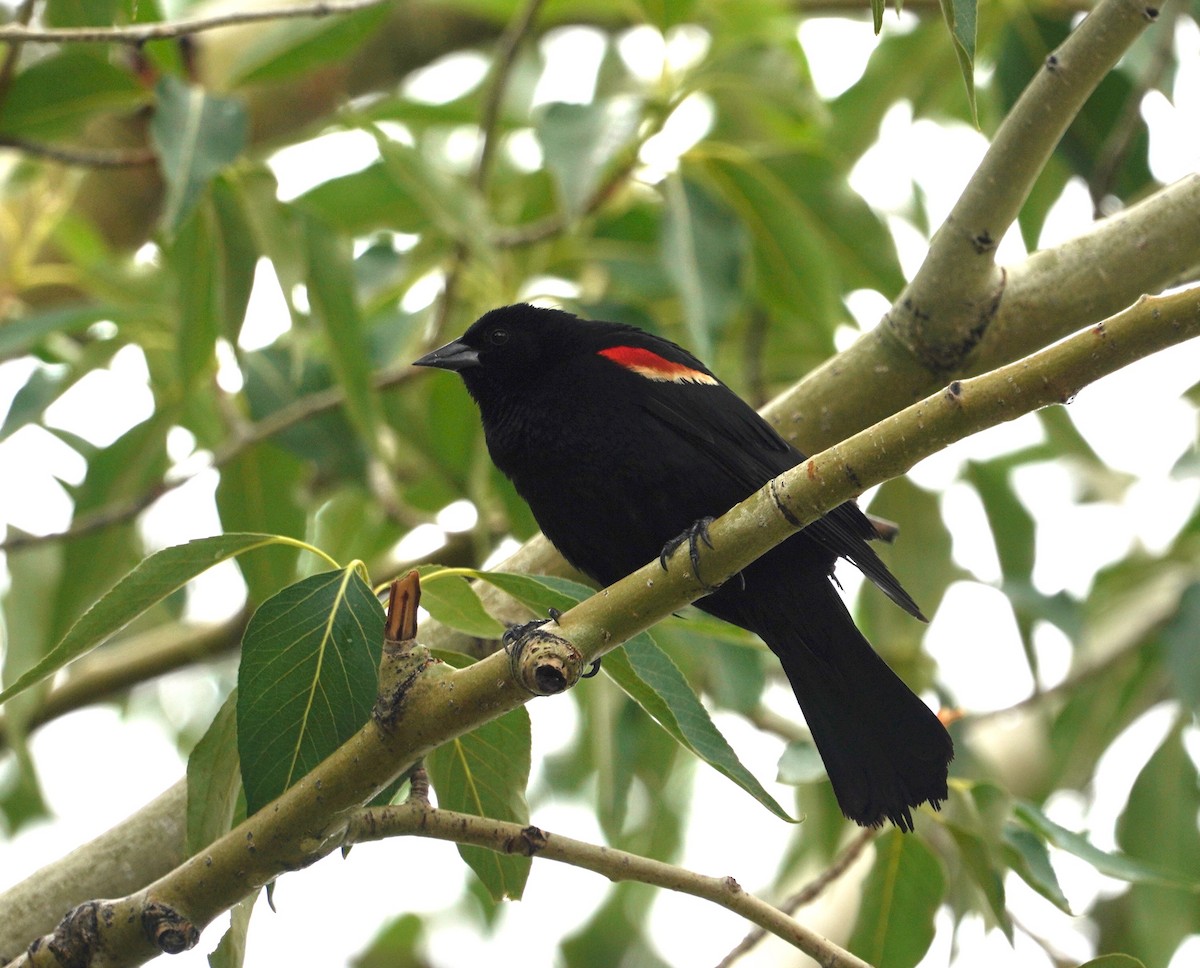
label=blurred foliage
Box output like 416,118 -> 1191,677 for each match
0,0 -> 1198,966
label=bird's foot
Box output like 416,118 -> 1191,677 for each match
659,516 -> 719,589
502,607 -> 563,651
503,609 -> 601,678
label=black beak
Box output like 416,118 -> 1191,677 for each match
413,339 -> 480,371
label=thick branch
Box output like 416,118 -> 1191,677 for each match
346,801 -> 872,968
764,0 -> 1170,451
6,285 -> 1196,968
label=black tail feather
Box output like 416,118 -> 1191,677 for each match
709,571 -> 953,829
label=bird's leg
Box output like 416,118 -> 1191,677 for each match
659,516 -> 718,588
503,607 -> 602,678
502,606 -> 563,650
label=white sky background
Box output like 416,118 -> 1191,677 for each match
2,11 -> 1200,968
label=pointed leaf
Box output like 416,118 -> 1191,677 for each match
0,534 -> 295,705
207,893 -> 256,968
849,831 -> 945,968
1013,801 -> 1200,892
1076,957 -> 1146,968
937,0 -> 977,123
605,634 -> 795,821
416,568 -> 506,639
427,707 -> 532,901
303,215 -> 382,450
237,567 -> 385,816
538,97 -> 642,216
0,49 -> 146,138
661,175 -> 746,360
151,76 -> 247,235
187,690 -> 243,854
1002,824 -> 1071,913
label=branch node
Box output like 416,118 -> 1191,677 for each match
513,824 -> 548,856
506,626 -> 584,696
945,380 -> 964,403
44,901 -> 102,968
1143,6 -> 1159,21
142,900 -> 198,955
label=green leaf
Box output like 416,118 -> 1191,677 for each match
538,97 -> 642,216
417,568 -> 507,638
427,708 -> 532,901
45,0 -> 119,26
351,914 -> 428,968
0,304 -> 126,359
168,200 -> 222,388
1108,723 -> 1200,967
1161,583 -> 1200,715
605,634 -> 795,821
296,161 -> 426,235
225,2 -> 389,86
210,175 -> 260,344
937,0 -> 977,124
848,831 -> 945,968
466,570 -> 587,617
0,50 -> 146,138
0,534 -> 296,705
151,76 -> 247,236
187,690 -> 244,855
237,567 -> 385,817
1013,801 -> 1200,892
661,175 -> 746,360
208,893 -> 256,968
1076,958 -> 1146,968
0,368 -> 65,443
303,215 -> 382,449
695,152 -> 841,328
216,444 -> 307,604
1003,825 -> 1071,913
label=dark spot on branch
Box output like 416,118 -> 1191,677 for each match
1144,7 -> 1159,20
972,230 -> 994,253
1046,54 -> 1059,72
843,464 -> 863,490
142,901 -> 199,955
770,478 -> 803,528
46,901 -> 101,968
946,380 -> 963,402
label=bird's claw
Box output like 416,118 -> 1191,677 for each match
502,607 -> 562,651
660,516 -> 718,587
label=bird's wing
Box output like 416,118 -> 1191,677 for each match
640,389 -> 925,620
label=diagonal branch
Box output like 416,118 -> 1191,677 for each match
5,283 -> 1196,968
765,0 -> 1171,452
346,801 -> 873,968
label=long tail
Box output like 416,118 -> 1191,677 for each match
708,571 -> 953,829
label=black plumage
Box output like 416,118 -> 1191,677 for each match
415,303 -> 952,829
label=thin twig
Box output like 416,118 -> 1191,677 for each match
0,135 -> 157,168
472,0 -> 546,190
347,801 -> 874,968
0,0 -> 388,45
716,827 -> 879,968
0,0 -> 36,107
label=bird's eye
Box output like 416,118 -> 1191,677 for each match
488,328 -> 509,345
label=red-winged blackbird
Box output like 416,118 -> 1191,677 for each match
415,304 -> 952,829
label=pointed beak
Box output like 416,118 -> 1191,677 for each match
413,339 -> 480,371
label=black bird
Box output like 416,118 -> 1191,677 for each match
415,304 -> 952,829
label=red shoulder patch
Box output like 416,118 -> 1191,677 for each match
598,345 -> 718,385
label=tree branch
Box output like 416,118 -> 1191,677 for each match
0,617 -> 245,752
0,135 -> 157,168
346,801 -> 873,968
0,0 -> 389,45
716,827 -> 879,968
763,0 -> 1171,452
5,284 -> 1196,967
